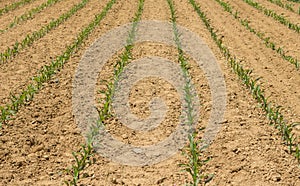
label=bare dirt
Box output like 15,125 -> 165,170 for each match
0,0 -> 300,185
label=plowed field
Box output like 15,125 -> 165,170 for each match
0,0 -> 299,185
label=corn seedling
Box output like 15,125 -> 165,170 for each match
64,144 -> 94,186
0,0 -> 90,64
243,0 -> 300,33
0,0 -> 36,17
180,134 -> 213,186
189,0 -> 300,163
215,0 -> 299,69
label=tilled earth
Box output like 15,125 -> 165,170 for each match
0,0 -> 300,185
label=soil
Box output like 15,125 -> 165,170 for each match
0,0 -> 300,185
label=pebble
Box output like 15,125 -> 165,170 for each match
133,148 -> 143,154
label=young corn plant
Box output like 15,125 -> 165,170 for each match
167,0 -> 212,185
0,0 -> 90,64
64,0 -> 144,185
189,0 -> 300,163
64,144 -> 94,186
215,0 -> 299,69
0,0 -> 36,17
243,0 -> 300,33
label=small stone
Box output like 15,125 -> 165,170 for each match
51,79 -> 59,84
48,172 -> 55,176
272,174 -> 281,182
157,177 -> 167,184
133,148 -> 143,154
43,155 -> 49,160
111,178 -> 117,184
220,119 -> 228,124
32,144 -> 44,153
240,121 -> 246,126
232,148 -> 240,154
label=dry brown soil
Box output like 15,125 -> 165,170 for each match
0,0 -> 300,185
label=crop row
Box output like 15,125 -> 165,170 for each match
0,0 -> 36,16
243,0 -> 300,32
167,0 -> 211,185
214,0 -> 299,69
189,0 -> 300,163
0,0 -> 90,64
0,0 -> 62,32
96,0 -> 144,123
288,0 -> 300,3
64,0 -> 144,184
267,0 -> 300,14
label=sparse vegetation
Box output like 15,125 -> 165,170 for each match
189,0 -> 300,163
0,0 -> 299,185
0,0 -> 62,32
0,0 -> 90,64
0,0 -> 36,17
215,0 -> 299,69
64,0 -> 144,185
167,0 -> 212,185
267,0 -> 296,13
243,0 -> 300,32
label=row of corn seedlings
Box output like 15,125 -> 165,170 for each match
64,0 -> 144,185
0,0 -> 62,32
288,0 -> 300,3
0,0 -> 116,129
0,0 -> 36,17
214,0 -> 299,69
243,0 -> 300,32
167,0 -> 212,185
267,0 -> 300,14
96,0 -> 144,122
0,0 -> 90,64
189,0 -> 300,163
